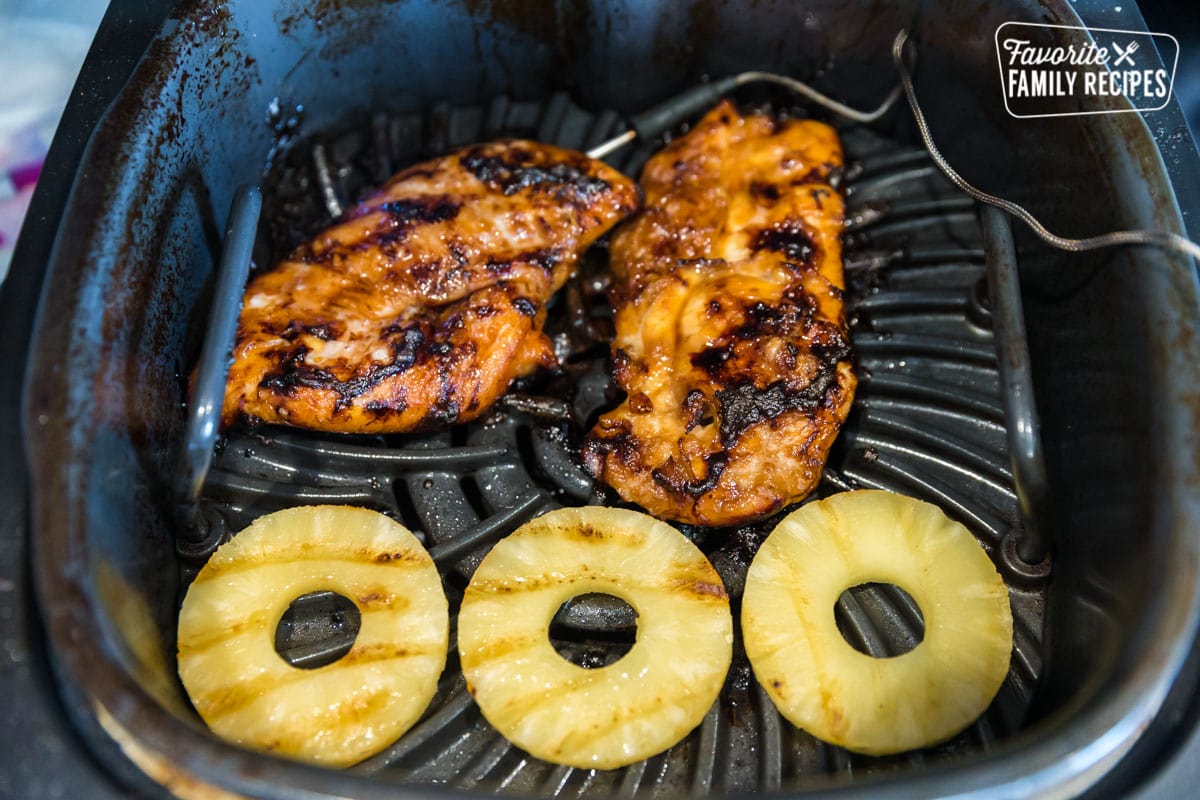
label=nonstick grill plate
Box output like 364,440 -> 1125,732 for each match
182,93 -> 1046,794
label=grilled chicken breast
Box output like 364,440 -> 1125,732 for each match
583,101 -> 855,527
222,141 -> 639,433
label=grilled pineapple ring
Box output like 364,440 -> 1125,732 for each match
177,505 -> 449,768
742,490 -> 1013,755
459,506 -> 733,769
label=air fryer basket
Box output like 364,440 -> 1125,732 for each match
20,1 -> 1200,798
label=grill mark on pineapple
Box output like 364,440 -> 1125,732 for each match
317,681 -> 395,728
772,544 -> 840,720
673,578 -> 728,600
194,551 -> 431,583
178,609 -> 274,653
663,561 -> 728,601
495,668 -> 671,741
543,523 -> 646,546
819,687 -> 847,738
181,598 -> 423,658
461,632 -> 541,666
465,572 -> 592,595
197,642 -> 435,718
265,683 -> 396,755
354,588 -> 409,609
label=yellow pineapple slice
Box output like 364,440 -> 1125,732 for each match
742,490 -> 1013,755
458,506 -> 733,769
177,505 -> 448,767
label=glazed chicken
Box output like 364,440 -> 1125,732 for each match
222,141 -> 639,433
582,101 -> 856,527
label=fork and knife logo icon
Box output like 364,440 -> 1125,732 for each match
1112,40 -> 1139,66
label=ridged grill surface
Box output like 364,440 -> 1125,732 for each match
185,93 -> 1046,794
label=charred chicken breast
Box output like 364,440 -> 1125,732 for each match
583,101 -> 855,527
222,141 -> 640,433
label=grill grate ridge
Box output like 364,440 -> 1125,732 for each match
185,93 -> 1048,794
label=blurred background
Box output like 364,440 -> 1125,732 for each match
0,0 -> 1196,285
1141,1 -> 1200,131
0,0 -> 107,282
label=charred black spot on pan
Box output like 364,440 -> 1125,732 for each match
751,221 -> 816,265
461,148 -> 611,199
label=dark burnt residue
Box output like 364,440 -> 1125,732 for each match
692,347 -> 732,375
718,321 -> 850,448
651,452 -> 728,498
791,162 -> 837,186
812,330 -> 854,365
581,421 -> 638,476
486,248 -> 560,277
682,389 -> 711,432
377,196 -> 460,225
512,297 -> 537,317
692,299 -> 815,378
461,146 -> 610,199
749,181 -> 781,202
297,197 -> 464,266
261,326 -> 427,411
716,371 -> 840,447
629,392 -> 653,415
524,248 -> 561,273
751,221 -> 816,265
280,320 -> 344,341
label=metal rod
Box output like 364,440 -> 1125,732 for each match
586,128 -> 636,160
891,29 -> 1200,265
980,206 -> 1051,565
586,71 -> 902,160
174,184 -> 262,510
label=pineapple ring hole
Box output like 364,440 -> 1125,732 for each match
834,582 -> 926,658
548,592 -> 639,669
274,590 -> 362,669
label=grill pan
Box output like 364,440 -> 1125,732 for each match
5,0 -> 1200,798
178,94 -> 1044,793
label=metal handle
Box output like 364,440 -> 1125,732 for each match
174,184 -> 262,509
981,206 -> 1051,566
